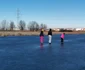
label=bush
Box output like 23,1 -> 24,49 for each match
59,29 -> 73,32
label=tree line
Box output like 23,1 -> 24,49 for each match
59,29 -> 73,32
0,20 -> 47,31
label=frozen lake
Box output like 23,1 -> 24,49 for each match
0,34 -> 85,70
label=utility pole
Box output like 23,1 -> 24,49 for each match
17,8 -> 20,24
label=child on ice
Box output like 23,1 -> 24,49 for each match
40,29 -> 44,44
60,33 -> 65,43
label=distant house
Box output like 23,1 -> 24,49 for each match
13,27 -> 20,30
82,28 -> 85,31
65,28 -> 74,30
75,28 -> 83,31
52,28 -> 60,31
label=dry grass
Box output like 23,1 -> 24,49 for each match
0,31 -> 85,36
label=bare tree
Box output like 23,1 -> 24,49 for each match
43,24 -> 47,30
35,23 -> 39,31
40,23 -> 44,29
10,21 -> 15,30
1,20 -> 8,30
18,20 -> 26,30
0,22 -> 1,30
28,22 -> 33,31
40,23 -> 47,30
28,21 -> 39,31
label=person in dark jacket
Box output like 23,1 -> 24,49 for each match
48,29 -> 52,44
40,29 -> 44,44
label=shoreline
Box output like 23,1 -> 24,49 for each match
0,31 -> 85,36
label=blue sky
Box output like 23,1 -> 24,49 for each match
0,0 -> 85,28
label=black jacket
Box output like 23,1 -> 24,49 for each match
48,30 -> 52,36
40,31 -> 44,36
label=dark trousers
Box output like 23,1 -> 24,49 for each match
61,38 -> 64,43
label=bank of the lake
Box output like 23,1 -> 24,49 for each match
0,31 -> 85,36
